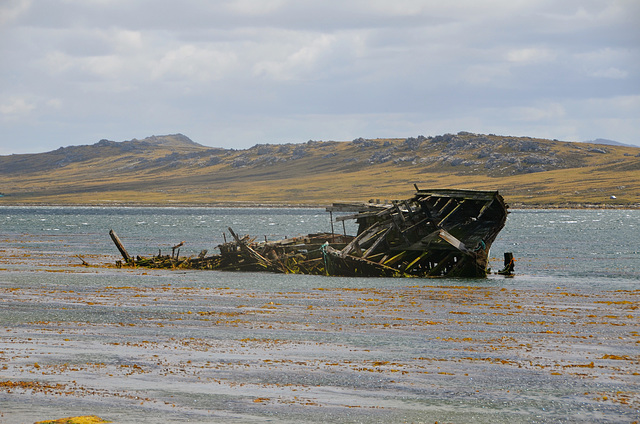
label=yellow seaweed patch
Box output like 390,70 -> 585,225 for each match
601,354 -> 632,360
594,300 -> 634,305
35,416 -> 110,424
197,311 -> 244,317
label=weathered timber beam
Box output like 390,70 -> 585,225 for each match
363,227 -> 391,258
476,199 -> 494,220
358,225 -> 392,248
325,244 -> 405,277
227,227 -> 279,271
109,229 -> 132,263
437,199 -> 463,227
326,203 -> 385,213
400,216 -> 433,235
402,250 -> 430,273
415,189 -> 498,201
427,252 -> 457,276
392,202 -> 406,223
437,229 -> 470,253
383,250 -> 407,266
339,222 -> 381,258
334,210 -> 381,222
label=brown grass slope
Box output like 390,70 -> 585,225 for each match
1,132 -> 639,207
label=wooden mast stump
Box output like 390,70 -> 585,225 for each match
109,229 -> 132,263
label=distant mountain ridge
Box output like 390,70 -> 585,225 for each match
0,134 -> 206,175
582,138 -> 636,147
1,132 -> 639,207
93,133 -> 204,149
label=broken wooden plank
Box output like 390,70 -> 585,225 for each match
227,227 -> 282,272
362,227 -> 391,258
109,229 -> 132,263
339,222 -> 381,258
437,229 -> 470,253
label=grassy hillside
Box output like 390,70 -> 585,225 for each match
1,132 -> 639,207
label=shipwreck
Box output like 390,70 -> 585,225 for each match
110,187 -> 511,278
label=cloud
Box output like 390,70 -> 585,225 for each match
507,47 -> 557,64
253,33 -> 338,81
510,104 -> 567,122
152,44 -> 238,82
590,67 -> 628,79
0,0 -> 31,25
0,0 -> 638,153
0,96 -> 35,117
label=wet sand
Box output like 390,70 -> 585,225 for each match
1,245 -> 639,423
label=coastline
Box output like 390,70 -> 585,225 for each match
1,200 -> 640,209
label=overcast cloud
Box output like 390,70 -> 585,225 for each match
1,0 -> 638,154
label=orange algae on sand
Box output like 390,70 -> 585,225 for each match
34,416 -> 110,424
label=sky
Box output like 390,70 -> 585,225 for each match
1,0 -> 639,155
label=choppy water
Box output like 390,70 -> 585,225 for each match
1,207 -> 639,423
2,206 -> 639,288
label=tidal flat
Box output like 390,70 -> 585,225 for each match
1,250 -> 638,423
1,207 -> 639,423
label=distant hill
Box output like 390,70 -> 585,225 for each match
1,132 -> 639,207
0,134 -> 205,175
583,138 -> 637,148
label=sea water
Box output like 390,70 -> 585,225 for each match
2,206 -> 638,288
1,207 -> 638,423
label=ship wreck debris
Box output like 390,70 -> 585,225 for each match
111,187 -> 511,278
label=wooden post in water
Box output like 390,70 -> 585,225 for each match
329,210 -> 335,242
497,252 -> 514,275
109,229 -> 131,263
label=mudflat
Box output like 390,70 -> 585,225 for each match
1,239 -> 638,423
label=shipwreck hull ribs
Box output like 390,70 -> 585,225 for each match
111,187 -> 510,278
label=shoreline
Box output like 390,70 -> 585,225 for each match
1,200 -> 640,209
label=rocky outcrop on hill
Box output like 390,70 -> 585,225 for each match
346,132 -> 567,175
2,132 -> 638,182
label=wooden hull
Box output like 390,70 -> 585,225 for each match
115,188 -> 508,278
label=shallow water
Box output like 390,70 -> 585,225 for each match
0,207 -> 638,423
